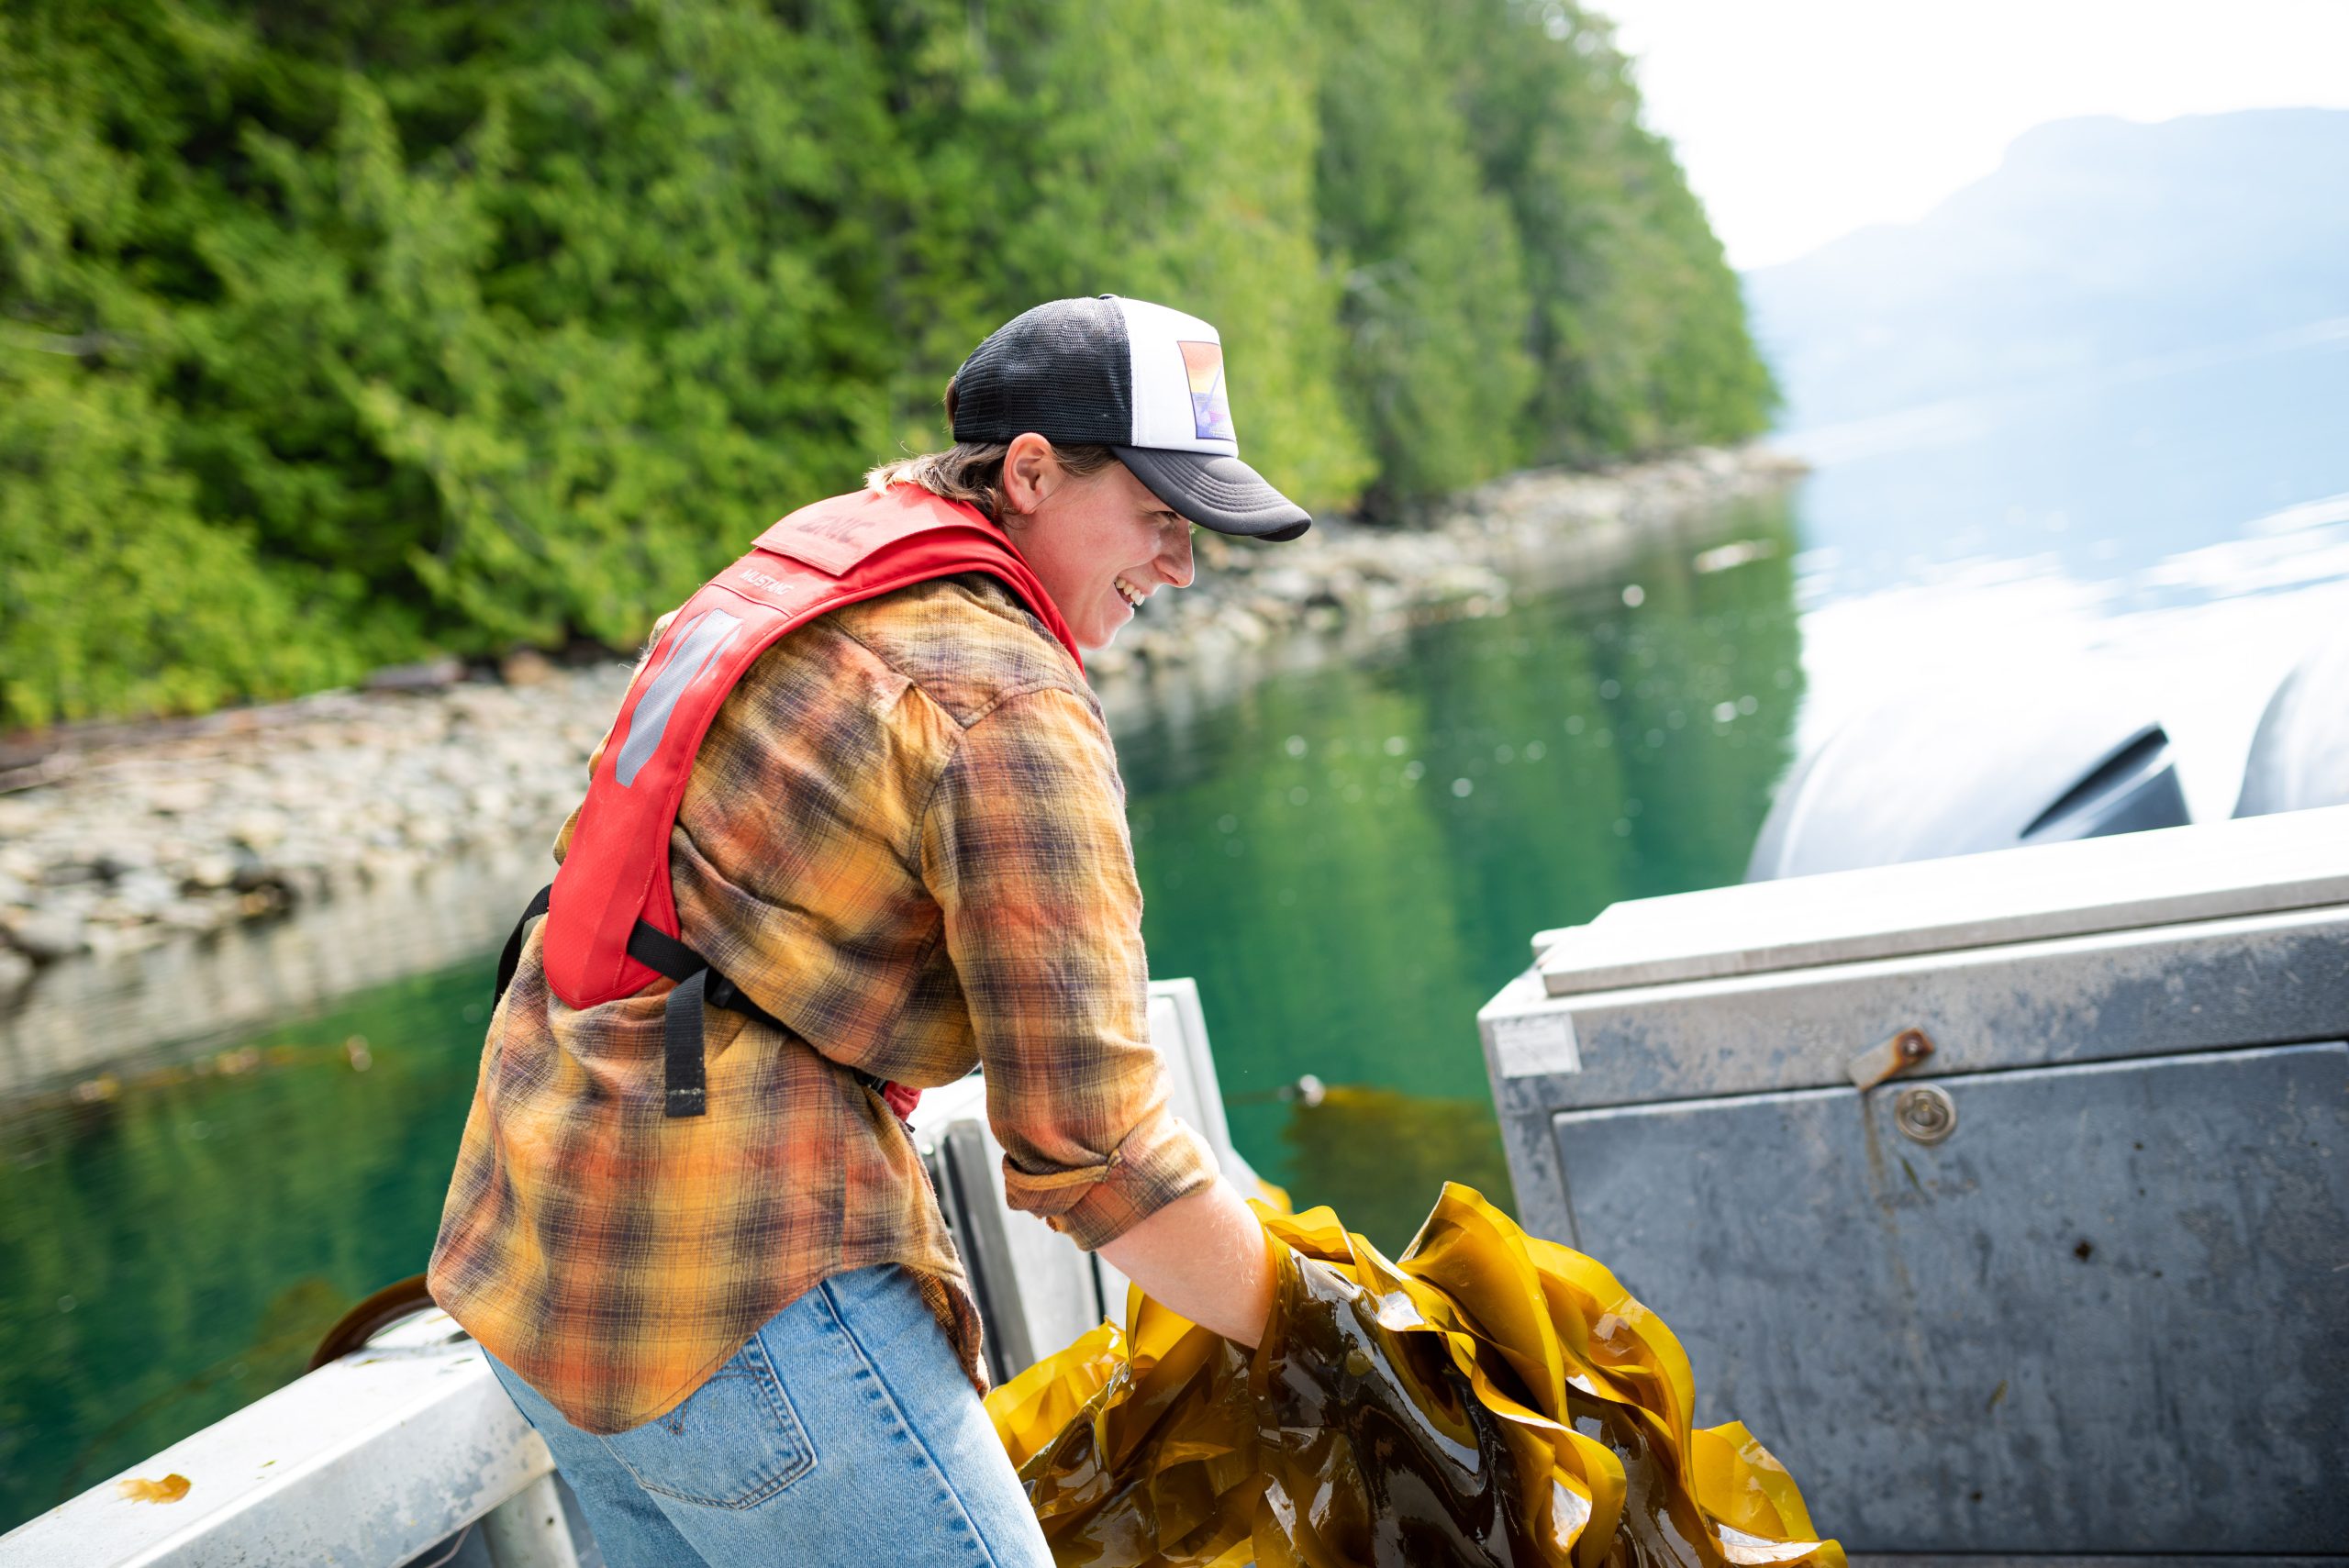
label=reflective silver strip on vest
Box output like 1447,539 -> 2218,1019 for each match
614,607 -> 743,788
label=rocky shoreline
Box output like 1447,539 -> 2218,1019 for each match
0,444 -> 1802,1006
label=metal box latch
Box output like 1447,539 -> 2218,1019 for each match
1847,1028 -> 1957,1145
1846,1026 -> 1934,1091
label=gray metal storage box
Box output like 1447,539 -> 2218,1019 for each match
1479,806 -> 2349,1561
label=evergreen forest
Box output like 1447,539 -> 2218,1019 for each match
0,0 -> 1773,729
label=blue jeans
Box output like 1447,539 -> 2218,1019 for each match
484,1263 -> 1054,1567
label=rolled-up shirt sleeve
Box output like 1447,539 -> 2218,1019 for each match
918,684 -> 1218,1251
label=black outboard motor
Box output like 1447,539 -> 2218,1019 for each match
1746,681 -> 2191,881
2236,631 -> 2349,816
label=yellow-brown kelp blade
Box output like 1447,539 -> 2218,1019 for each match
985,1183 -> 1845,1568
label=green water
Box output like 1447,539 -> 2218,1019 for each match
0,492 -> 1802,1529
1122,495 -> 1803,1241
0,968 -> 499,1526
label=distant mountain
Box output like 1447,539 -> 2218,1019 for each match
1744,109 -> 2349,430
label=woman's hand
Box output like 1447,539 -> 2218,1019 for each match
1097,1175 -> 1275,1348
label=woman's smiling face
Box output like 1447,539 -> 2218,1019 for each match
999,433 -> 1197,651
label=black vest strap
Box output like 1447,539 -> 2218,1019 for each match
622,919 -> 703,984
625,920 -> 713,1119
494,884 -> 554,1009
661,968 -> 710,1118
623,917 -> 891,1116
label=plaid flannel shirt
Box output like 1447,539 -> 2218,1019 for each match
427,573 -> 1217,1434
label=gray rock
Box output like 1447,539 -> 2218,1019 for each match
183,852 -> 239,891
115,871 -> 182,916
0,946 -> 32,996
6,910 -> 90,962
499,649 -> 557,687
146,779 -> 212,815
86,920 -> 165,959
365,657 -> 467,693
1254,569 -> 1318,602
160,898 -> 230,932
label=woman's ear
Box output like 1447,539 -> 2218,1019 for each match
1001,432 -> 1056,518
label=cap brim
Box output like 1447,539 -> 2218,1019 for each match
1114,448 -> 1311,541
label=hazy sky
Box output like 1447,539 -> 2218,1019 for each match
1595,0 -> 2349,270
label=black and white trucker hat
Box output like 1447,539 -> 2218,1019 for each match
948,295 -> 1311,541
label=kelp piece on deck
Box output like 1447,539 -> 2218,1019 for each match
985,1183 -> 1843,1568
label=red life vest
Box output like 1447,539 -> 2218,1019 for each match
493,484 -> 1083,1122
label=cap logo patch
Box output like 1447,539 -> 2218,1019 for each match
1178,340 -> 1235,442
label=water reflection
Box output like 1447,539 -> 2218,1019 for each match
0,963 -> 491,1527
1119,491 -> 1805,1235
1278,1086 -> 1514,1254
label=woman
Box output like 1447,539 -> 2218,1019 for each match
428,296 -> 1304,1565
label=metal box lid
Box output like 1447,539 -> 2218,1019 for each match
1534,804 -> 2349,998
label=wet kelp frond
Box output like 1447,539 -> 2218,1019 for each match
986,1184 -> 1842,1568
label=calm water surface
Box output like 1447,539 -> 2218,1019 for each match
7,303 -> 2349,1525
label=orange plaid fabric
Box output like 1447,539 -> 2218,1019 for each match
427,573 -> 1217,1434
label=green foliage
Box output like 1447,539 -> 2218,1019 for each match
0,0 -> 1769,728
1443,1 -> 1779,462
1311,0 -> 1534,509
0,351 -> 362,728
